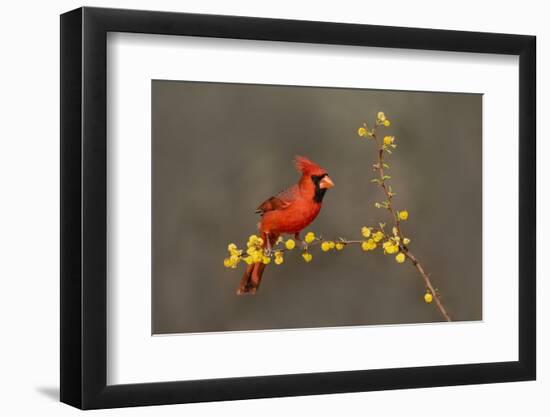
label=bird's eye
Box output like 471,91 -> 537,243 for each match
311,174 -> 327,182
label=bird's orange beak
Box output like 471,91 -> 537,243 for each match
320,175 -> 335,189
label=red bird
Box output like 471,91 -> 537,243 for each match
237,156 -> 335,295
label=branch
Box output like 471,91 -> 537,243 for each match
404,251 -> 452,322
371,123 -> 452,322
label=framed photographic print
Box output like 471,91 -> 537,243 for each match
60,6 -> 536,409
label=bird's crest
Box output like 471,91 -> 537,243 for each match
294,155 -> 326,176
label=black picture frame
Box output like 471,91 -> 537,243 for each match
60,6 -> 536,410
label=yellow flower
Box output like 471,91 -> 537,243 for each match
246,235 -> 264,248
424,292 -> 433,304
252,251 -> 263,263
305,232 -> 316,244
383,120 -> 391,127
329,241 -> 336,249
373,231 -> 384,242
244,256 -> 254,265
246,247 -> 257,256
223,255 -> 240,269
227,243 -> 242,258
361,226 -> 371,238
302,252 -> 313,262
335,242 -> 345,250
403,237 -> 411,245
395,253 -> 405,263
274,251 -> 284,265
285,239 -> 296,250
357,127 -> 367,137
398,210 -> 409,221
377,111 -> 386,122
321,241 -> 332,252
262,256 -> 271,265
383,136 -> 395,146
229,249 -> 242,258
383,240 -> 399,254
361,239 -> 376,251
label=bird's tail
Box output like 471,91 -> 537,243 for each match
237,262 -> 267,295
236,233 -> 277,295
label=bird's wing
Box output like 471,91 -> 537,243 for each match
255,184 -> 299,214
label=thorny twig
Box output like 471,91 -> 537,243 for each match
371,127 -> 451,321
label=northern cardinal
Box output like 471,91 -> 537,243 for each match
237,156 -> 334,295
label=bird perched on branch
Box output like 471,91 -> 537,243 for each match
237,156 -> 334,295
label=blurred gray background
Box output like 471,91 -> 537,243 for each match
152,80 -> 482,334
